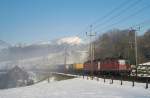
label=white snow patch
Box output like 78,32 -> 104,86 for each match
0,77 -> 149,98
139,62 -> 150,66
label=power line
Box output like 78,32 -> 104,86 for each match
77,0 -> 149,45
76,0 -> 136,38
93,0 -> 142,31
91,0 -> 130,26
132,19 -> 150,28
77,0 -> 141,41
96,3 -> 150,33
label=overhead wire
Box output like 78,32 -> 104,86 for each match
92,0 -> 142,31
76,0 -> 150,44
76,0 -> 136,41
91,0 -> 130,26
95,3 -> 150,33
132,19 -> 150,28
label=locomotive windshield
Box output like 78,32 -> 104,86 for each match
118,60 -> 129,65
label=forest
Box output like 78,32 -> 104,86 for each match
93,29 -> 150,65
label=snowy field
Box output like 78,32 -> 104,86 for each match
0,77 -> 150,98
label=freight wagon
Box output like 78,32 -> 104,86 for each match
73,63 -> 84,75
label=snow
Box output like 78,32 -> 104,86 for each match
51,72 -> 78,77
139,62 -> 150,66
57,36 -> 82,45
0,77 -> 150,98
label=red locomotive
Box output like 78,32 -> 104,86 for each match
83,58 -> 131,75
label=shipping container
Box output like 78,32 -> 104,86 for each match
73,63 -> 83,70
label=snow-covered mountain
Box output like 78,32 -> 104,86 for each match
0,37 -> 88,70
56,36 -> 82,45
34,36 -> 83,46
0,40 -> 11,50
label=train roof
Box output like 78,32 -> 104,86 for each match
84,58 -> 128,63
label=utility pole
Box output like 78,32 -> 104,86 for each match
64,47 -> 68,73
92,42 -> 95,60
130,27 -> 140,77
135,30 -> 138,77
128,30 -> 134,75
86,25 -> 96,77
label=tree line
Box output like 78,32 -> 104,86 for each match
91,29 -> 150,65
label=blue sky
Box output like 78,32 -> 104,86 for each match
0,0 -> 150,45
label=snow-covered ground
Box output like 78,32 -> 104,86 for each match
0,77 -> 149,98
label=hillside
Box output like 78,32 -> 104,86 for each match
0,77 -> 149,98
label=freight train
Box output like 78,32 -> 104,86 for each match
56,58 -> 131,76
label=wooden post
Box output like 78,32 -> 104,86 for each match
48,77 -> 49,83
132,77 -> 135,87
104,75 -> 106,83
146,78 -> 148,89
121,77 -> 123,85
111,76 -> 113,84
91,76 -> 93,80
82,70 -> 84,79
